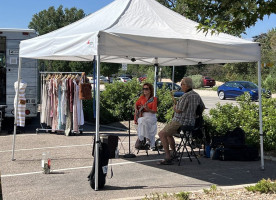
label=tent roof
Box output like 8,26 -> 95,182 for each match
19,0 -> 260,65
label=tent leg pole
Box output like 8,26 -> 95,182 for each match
153,58 -> 158,97
172,66 -> 175,84
12,57 -> 22,161
258,61 -> 264,170
95,38 -> 101,190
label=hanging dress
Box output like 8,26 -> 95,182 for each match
65,78 -> 73,136
73,79 -> 84,133
14,80 -> 27,127
51,78 -> 58,132
61,79 -> 67,125
46,80 -> 52,127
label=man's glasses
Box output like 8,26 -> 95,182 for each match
143,88 -> 149,90
181,83 -> 186,86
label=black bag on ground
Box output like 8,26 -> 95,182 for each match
88,140 -> 110,190
212,146 -> 224,160
210,136 -> 225,149
224,127 -> 245,148
219,145 -> 259,161
100,135 -> 118,159
210,127 -> 246,149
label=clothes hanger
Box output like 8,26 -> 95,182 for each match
45,74 -> 51,80
62,74 -> 67,80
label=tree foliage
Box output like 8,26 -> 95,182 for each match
100,63 -> 121,78
253,29 -> 276,92
29,6 -> 85,35
28,6 -> 91,73
173,66 -> 187,82
158,0 -> 276,36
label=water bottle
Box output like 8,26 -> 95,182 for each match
42,152 -> 51,174
210,148 -> 215,159
41,152 -> 46,168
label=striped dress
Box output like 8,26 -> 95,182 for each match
14,81 -> 27,127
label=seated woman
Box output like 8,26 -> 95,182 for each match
134,83 -> 158,149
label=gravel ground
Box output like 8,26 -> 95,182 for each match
188,188 -> 276,200
142,186 -> 276,200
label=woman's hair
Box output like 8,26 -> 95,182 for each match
143,83 -> 154,98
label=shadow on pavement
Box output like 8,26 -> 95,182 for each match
122,150 -> 276,187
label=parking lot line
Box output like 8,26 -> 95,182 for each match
0,144 -> 92,153
1,158 -> 191,178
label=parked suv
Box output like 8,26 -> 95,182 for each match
202,76 -> 216,87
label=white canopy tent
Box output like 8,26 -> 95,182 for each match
14,0 -> 264,190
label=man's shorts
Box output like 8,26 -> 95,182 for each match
162,121 -> 182,136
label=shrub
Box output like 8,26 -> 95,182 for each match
263,74 -> 276,93
203,184 -> 217,195
189,74 -> 203,88
212,86 -> 218,91
205,94 -> 276,151
100,79 -> 141,124
143,191 -> 190,200
156,85 -> 174,123
174,191 -> 190,200
83,99 -> 95,123
205,103 -> 240,136
245,179 -> 276,194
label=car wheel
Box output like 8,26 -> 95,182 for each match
219,91 -> 225,100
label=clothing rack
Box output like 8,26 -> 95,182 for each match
36,72 -> 84,135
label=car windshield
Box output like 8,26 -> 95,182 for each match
172,84 -> 181,90
240,82 -> 258,89
158,82 -> 181,91
204,77 -> 211,79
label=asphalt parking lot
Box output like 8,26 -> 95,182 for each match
1,120 -> 276,200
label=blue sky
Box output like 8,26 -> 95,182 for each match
1,0 -> 275,39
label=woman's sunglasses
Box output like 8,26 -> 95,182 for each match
143,88 -> 149,90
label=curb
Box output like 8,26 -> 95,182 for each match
264,156 -> 276,161
110,183 -> 257,200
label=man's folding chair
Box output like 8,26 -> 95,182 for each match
174,125 -> 201,166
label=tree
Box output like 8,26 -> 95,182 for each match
28,6 -> 92,73
100,63 -> 121,78
29,6 -> 85,35
158,0 -> 276,36
173,66 -> 187,82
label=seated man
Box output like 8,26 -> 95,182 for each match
134,83 -> 158,149
158,77 -> 205,165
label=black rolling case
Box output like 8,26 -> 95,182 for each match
219,145 -> 259,161
88,141 -> 110,189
